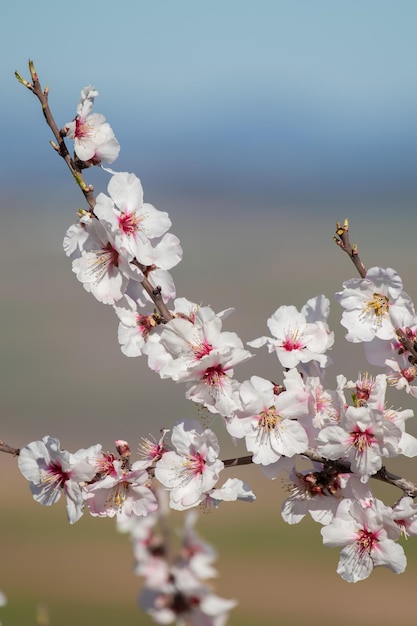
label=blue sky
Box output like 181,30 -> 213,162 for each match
2,1 -> 417,212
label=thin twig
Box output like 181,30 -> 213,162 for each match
223,448 -> 417,498
333,219 -> 366,278
16,60 -> 173,324
0,440 -> 20,456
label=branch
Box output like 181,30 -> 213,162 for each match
223,449 -> 417,498
333,219 -> 366,278
0,440 -> 20,456
303,447 -> 417,498
16,61 -> 173,324
15,60 -> 96,212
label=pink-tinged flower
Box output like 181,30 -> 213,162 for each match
113,294 -> 159,357
159,305 -> 252,415
84,460 -> 158,522
349,372 -> 417,458
63,86 -> 120,164
281,466 -> 347,526
385,358 -> 417,398
140,565 -> 237,626
18,436 -> 101,524
321,499 -> 406,582
391,496 -> 417,538
132,232 -> 183,306
94,171 -> 172,262
317,405 -> 402,482
304,376 -> 343,436
154,420 -> 224,510
180,511 -> 219,580
135,430 -> 169,470
65,212 -> 143,305
248,295 -> 334,368
335,267 -> 415,343
227,374 -> 309,466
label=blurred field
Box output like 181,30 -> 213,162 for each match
2,199 -> 417,625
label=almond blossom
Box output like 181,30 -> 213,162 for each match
94,171 -> 172,263
227,372 -> 309,468
321,499 -> 406,582
84,459 -> 158,522
63,85 -> 120,164
140,565 -> 237,625
65,212 -> 143,305
335,266 -> 415,343
18,436 -> 101,524
248,295 -> 334,368
113,294 -> 160,357
316,405 -> 402,482
154,421 -> 224,510
158,305 -> 252,415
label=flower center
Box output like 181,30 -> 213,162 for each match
281,328 -> 304,352
118,211 -> 142,236
203,364 -> 226,388
258,407 -> 278,432
356,528 -> 379,557
89,243 -> 119,282
191,338 -> 213,360
350,427 -> 375,451
363,293 -> 389,321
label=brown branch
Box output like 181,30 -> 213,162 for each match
223,449 -> 417,498
15,60 -> 96,212
333,219 -> 366,278
0,440 -> 20,456
303,447 -> 417,497
16,60 -> 173,324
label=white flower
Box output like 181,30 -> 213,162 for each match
391,496 -> 417,538
94,171 -> 172,263
321,499 -> 406,582
84,460 -> 158,522
335,267 -> 414,343
113,294 -> 159,357
154,420 -> 224,510
66,213 -> 143,305
63,85 -> 120,164
140,566 -> 237,625
18,436 -> 101,524
159,305 -> 252,415
248,295 -> 334,368
317,405 -> 402,482
227,374 -> 309,466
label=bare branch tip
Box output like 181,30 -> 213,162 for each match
28,59 -> 38,82
15,70 -> 32,90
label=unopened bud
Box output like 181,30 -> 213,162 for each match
115,439 -> 131,458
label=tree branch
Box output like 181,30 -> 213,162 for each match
333,219 -> 366,278
16,60 -> 173,324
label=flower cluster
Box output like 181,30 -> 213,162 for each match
13,72 -> 417,626
119,505 -> 237,625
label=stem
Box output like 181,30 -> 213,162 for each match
16,61 -> 173,324
333,219 -> 366,278
15,61 -> 96,211
0,440 -> 20,456
223,449 -> 417,498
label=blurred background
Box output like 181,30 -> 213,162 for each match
2,1 -> 417,624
